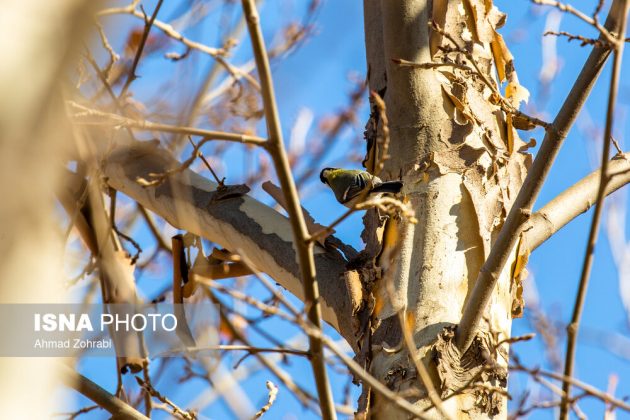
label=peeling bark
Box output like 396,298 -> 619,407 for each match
361,0 -> 529,417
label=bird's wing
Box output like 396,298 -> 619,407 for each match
341,172 -> 368,203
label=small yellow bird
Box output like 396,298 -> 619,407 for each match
320,168 -> 403,208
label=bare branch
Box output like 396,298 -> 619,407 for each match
119,0 -> 164,98
240,0 -> 336,417
204,287 -> 320,411
523,153 -> 630,251
545,30 -> 611,48
61,365 -> 149,420
69,102 -> 267,146
511,358 -> 630,413
135,376 -> 196,419
532,0 -> 617,45
253,381 -> 279,419
97,4 -> 261,90
561,3 -> 629,418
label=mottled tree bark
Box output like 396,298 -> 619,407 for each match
361,0 -> 530,417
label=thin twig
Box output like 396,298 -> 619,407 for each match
188,137 -> 224,186
307,206 -> 357,244
511,359 -> 630,412
396,310 -> 452,419
560,3 -> 628,419
94,21 -> 119,78
97,4 -> 260,90
240,0 -> 336,418
204,279 -> 431,419
138,205 -> 171,252
253,381 -> 279,419
156,344 -> 309,358
302,322 -> 431,420
135,376 -> 196,420
203,287 -> 320,411
307,195 -> 416,243
532,0 -> 617,45
113,225 -> 142,264
142,364 -> 153,417
81,50 -> 137,140
69,102 -> 267,146
119,0 -> 164,98
545,30 -> 611,48
171,13 -> 248,150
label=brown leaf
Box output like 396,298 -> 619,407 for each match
506,114 -> 515,154
512,114 -> 537,131
430,0 -> 449,57
441,85 -> 476,126
511,236 -> 531,318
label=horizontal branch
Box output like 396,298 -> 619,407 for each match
523,153 -> 630,251
98,140 -> 356,343
70,103 -> 267,145
157,345 -> 309,357
532,0 -> 617,45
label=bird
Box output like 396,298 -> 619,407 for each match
319,168 -> 403,208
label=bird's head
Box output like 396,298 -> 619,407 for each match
319,168 -> 337,185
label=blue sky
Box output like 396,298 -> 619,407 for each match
70,1 -> 630,418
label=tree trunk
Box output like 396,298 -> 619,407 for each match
362,0 -> 530,417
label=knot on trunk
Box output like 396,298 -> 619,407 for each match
433,326 -> 508,416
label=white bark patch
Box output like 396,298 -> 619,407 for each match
101,145 -> 348,334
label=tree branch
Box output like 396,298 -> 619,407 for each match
455,0 -> 628,352
561,3 -> 629,418
522,153 -> 630,251
97,3 -> 260,90
119,0 -> 164,98
69,103 -> 267,146
98,140 -> 356,342
61,365 -> 150,420
240,0 -> 336,417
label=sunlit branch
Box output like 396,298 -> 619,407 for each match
61,365 -> 149,420
523,153 -> 630,251
240,0 -> 336,417
69,103 -> 267,146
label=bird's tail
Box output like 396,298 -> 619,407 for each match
371,180 -> 403,194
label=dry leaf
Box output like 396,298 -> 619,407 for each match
512,114 -> 537,131
505,77 -> 530,107
441,85 -> 476,126
430,0 -> 449,57
490,32 -> 510,83
511,236 -> 531,318
506,113 -> 515,154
